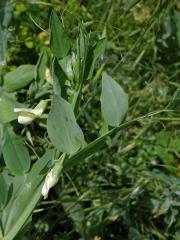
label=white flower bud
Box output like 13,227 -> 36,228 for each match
18,114 -> 35,125
41,169 -> 59,199
45,67 -> 53,84
41,155 -> 65,199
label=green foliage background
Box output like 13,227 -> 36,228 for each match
0,0 -> 180,239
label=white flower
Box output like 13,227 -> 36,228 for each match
14,100 -> 47,125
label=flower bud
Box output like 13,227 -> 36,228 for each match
41,154 -> 65,199
41,169 -> 59,200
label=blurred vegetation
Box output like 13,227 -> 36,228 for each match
1,0 -> 180,239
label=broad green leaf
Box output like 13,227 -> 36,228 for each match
3,65 -> 35,92
50,11 -> 71,59
0,96 -> 19,123
100,72 -> 128,127
1,150 -> 52,240
47,95 -> 85,154
2,127 -> 30,175
14,216 -> 32,240
2,177 -> 42,240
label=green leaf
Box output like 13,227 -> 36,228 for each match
1,150 -> 52,240
2,127 -> 30,175
3,65 -> 35,92
170,88 -> 180,111
155,146 -> 174,165
35,50 -> 48,85
86,38 -> 106,80
169,138 -> 180,152
128,227 -> 142,240
64,119 -> 135,171
14,215 -> 32,240
51,58 -> 67,98
0,173 -> 11,208
156,131 -> 170,147
174,10 -> 180,48
2,176 -> 42,240
0,25 -> 7,67
50,11 -> 71,59
99,122 -> 109,136
100,72 -> 128,127
0,95 -> 20,123
58,55 -> 74,81
0,0 -> 14,69
29,149 -> 53,180
47,95 -> 85,154
62,195 -> 85,234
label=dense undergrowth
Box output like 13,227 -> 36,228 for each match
0,0 -> 180,239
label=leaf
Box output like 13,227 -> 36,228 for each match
0,0 -> 14,68
1,150 -> 52,240
63,119 -> 135,171
0,25 -> 6,67
47,95 -> 85,154
0,173 -> 11,208
58,55 -> 74,81
3,65 -> 35,92
2,127 -> 30,175
169,138 -> 180,152
14,215 -> 32,240
35,50 -> 48,85
62,195 -> 85,234
100,72 -> 128,127
156,131 -> 170,147
155,146 -> 174,165
0,96 -> 20,123
170,88 -> 180,111
51,58 -> 67,98
99,122 -> 109,136
2,176 -> 42,240
50,11 -> 71,59
174,10 -> 180,48
29,149 -> 53,180
86,38 -> 106,80
128,227 -> 142,240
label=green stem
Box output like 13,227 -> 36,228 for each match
63,109 -> 167,171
